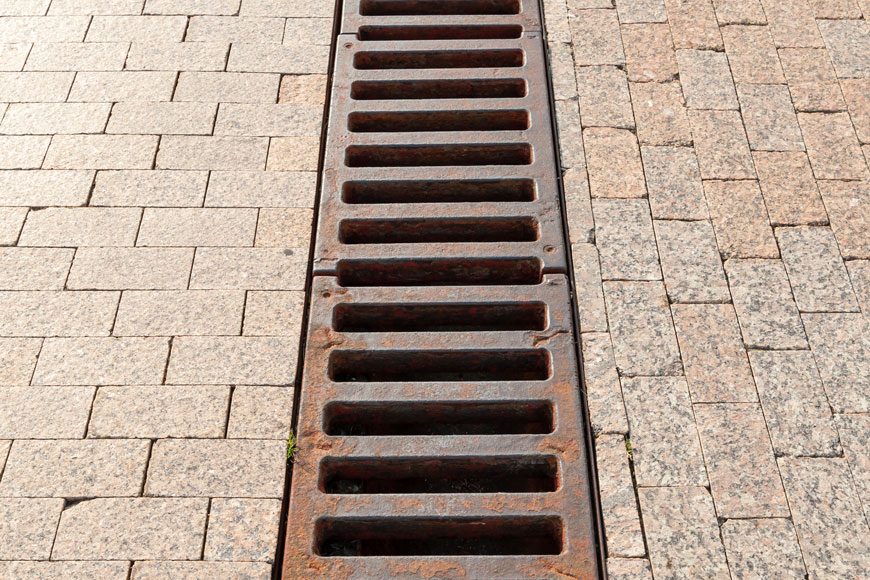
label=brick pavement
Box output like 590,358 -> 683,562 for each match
1,1 -> 870,579
545,0 -> 870,576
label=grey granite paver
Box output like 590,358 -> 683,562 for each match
802,313 -> 870,413
593,199 -> 662,281
654,220 -> 729,302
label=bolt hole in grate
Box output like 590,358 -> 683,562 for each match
281,0 -> 602,578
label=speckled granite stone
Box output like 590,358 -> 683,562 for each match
204,498 -> 281,562
581,332 -> 629,435
721,519 -> 806,579
596,434 -> 646,557
802,313 -> 870,413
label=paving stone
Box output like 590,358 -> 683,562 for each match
186,16 -> 284,43
0,338 -> 41,385
572,243 -> 609,333
720,519 -> 807,579
114,290 -> 244,336
840,79 -> 870,144
0,291 -> 118,336
86,15 -> 187,42
0,43 -> 31,71
144,0 -> 240,14
641,146 -> 708,219
227,385 -> 293,439
1,102 -> 111,134
0,169 -> 93,206
174,72 -> 281,103
654,220 -> 729,302
663,0 -> 723,49
126,42 -> 229,71
283,18 -> 333,45
817,20 -> 870,79
616,0 -> 667,22
91,385 -> 230,439
704,180 -> 778,258
49,0 -> 144,14
53,498 -> 208,560
0,498 -> 64,560
622,377 -> 707,486
554,99 -> 585,170
760,0 -> 824,47
817,180 -> 870,259
205,171 -> 317,208
584,128 -> 646,198
574,66 -> 634,129
543,0 -> 570,44
138,208 -> 257,247
777,227 -> 858,312
606,558 -> 653,580
712,0 -> 766,23
798,112 -> 867,180
694,403 -> 788,517
621,23 -> 679,82
190,247 -> 306,290
836,414 -> 870,519
726,259 -> 807,348
0,387 -> 94,438
0,71 -> 74,101
809,0 -> 863,16
846,260 -> 870,316
204,498 -> 281,562
639,487 -> 730,580
569,9 -> 624,65
167,336 -> 297,385
278,74 -> 327,104
130,561 -> 271,580
145,439 -> 285,497
44,134 -> 158,169
241,0 -> 334,17
595,434 -> 645,557
604,281 -> 682,376
564,167 -> 595,243
676,50 -> 738,110
0,440 -> 8,475
215,103 -> 323,136
157,136 -> 269,170
0,207 -> 27,245
91,170 -> 208,207
254,208 -> 313,249
630,81 -> 691,146
722,26 -> 784,84
689,110 -> 755,178
581,332 -> 628,434
0,135 -> 50,168
803,313 -> 870,413
266,135 -> 321,171
68,247 -> 193,290
748,350 -> 840,456
107,102 -> 217,135
0,1 -> 51,16
737,84 -> 803,151
792,81 -> 846,113
243,290 -> 304,336
778,47 -> 846,112
68,71 -> 176,101
25,42 -> 128,71
593,199 -> 661,280
33,337 -> 169,386
779,457 -> 870,578
227,43 -> 330,74
19,207 -> 141,247
0,562 -> 130,580
0,439 -> 148,497
548,41 -> 578,102
752,152 -> 828,225
672,304 -> 758,402
0,247 -> 73,290
0,16 -> 90,43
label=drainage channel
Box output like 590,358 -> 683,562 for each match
281,1 -> 601,578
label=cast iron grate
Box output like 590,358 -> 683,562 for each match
282,1 -> 600,578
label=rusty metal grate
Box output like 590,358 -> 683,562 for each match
281,1 -> 601,577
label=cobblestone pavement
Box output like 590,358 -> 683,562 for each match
544,0 -> 870,576
1,1 -> 869,579
0,1 -> 330,578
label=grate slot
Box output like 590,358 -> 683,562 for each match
320,455 -> 559,494
336,257 -> 542,286
360,0 -> 522,15
316,516 -> 563,556
333,301 -> 547,332
343,178 -> 535,203
338,217 -> 539,244
348,110 -> 530,132
354,49 -> 524,69
358,24 -> 523,41
324,401 -> 555,436
351,78 -> 527,100
329,349 -> 551,382
345,144 -> 531,167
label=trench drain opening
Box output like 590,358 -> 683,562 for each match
351,79 -> 528,100
360,0 -> 522,16
342,179 -> 536,204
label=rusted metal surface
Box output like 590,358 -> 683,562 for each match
282,0 -> 600,577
